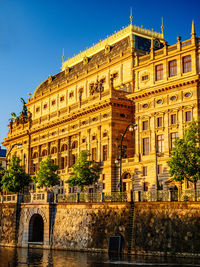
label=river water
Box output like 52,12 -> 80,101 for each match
1,247 -> 200,267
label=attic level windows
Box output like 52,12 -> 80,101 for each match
155,64 -> 163,81
183,55 -> 192,73
69,91 -> 74,98
112,72 -> 118,79
142,75 -> 149,81
60,96 -> 65,102
169,60 -> 177,77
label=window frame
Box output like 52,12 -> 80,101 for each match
183,55 -> 192,73
142,137 -> 149,155
169,59 -> 177,77
155,64 -> 163,81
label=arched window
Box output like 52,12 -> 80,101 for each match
51,147 -> 57,154
61,144 -> 68,152
41,149 -> 47,157
72,141 -> 78,149
32,152 -> 38,159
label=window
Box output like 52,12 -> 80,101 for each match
157,117 -> 162,127
69,91 -> 74,98
183,55 -> 191,73
92,135 -> 96,141
60,96 -> 65,102
142,120 -> 148,130
103,132 -> 108,138
142,75 -> 149,81
157,135 -> 164,153
169,60 -> 177,77
72,141 -> 78,149
36,107 -> 40,113
185,111 -> 192,122
143,103 -> 148,108
143,138 -> 149,155
61,144 -> 67,152
170,96 -> 177,101
143,182 -> 148,192
52,100 -> 56,106
51,147 -> 57,154
157,164 -> 162,175
155,64 -> 163,81
43,104 -> 47,109
92,147 -> 97,161
60,157 -> 65,169
157,99 -> 162,104
142,166 -> 147,176
103,145 -> 108,161
170,132 -> 178,149
41,149 -> 47,156
102,174 -> 105,180
171,114 -> 177,125
103,183 -> 105,190
185,92 -> 191,98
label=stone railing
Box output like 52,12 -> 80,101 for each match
0,194 -> 23,204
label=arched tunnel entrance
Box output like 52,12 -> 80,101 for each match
28,214 -> 44,243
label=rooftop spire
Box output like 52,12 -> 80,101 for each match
130,7 -> 133,25
191,20 -> 196,36
62,48 -> 65,64
161,17 -> 164,38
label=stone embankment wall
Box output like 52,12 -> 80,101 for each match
1,201 -> 200,256
133,202 -> 200,255
0,204 -> 18,246
52,202 -> 131,252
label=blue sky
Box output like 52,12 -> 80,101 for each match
0,0 -> 200,147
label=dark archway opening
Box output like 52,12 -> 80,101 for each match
28,214 -> 44,243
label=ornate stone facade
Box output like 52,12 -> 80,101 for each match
3,20 -> 199,194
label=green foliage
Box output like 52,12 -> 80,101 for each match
34,156 -> 60,188
66,150 -> 100,191
168,120 -> 200,187
0,162 -> 5,192
1,155 -> 31,193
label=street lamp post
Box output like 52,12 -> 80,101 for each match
119,124 -> 137,192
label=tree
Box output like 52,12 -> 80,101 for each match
0,163 -> 5,193
168,120 -> 200,199
66,150 -> 100,191
34,156 -> 60,188
1,155 -> 31,193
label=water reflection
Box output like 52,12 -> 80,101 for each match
1,247 -> 200,267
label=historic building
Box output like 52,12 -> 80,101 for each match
0,147 -> 6,169
2,17 -> 199,195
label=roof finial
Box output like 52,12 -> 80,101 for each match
130,7 -> 133,25
62,48 -> 65,64
191,20 -> 196,36
161,17 -> 164,38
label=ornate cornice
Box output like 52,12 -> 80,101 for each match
129,78 -> 199,101
3,98 -> 133,143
